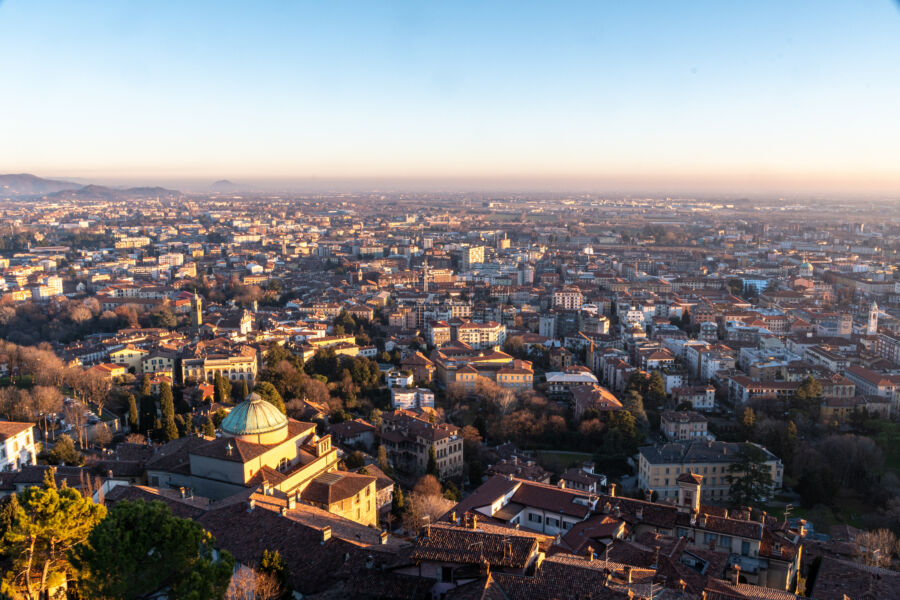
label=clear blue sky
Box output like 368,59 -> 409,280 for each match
1,1 -> 899,193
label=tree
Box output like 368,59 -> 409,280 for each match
140,373 -> 152,398
214,373 -> 232,405
391,486 -> 406,517
741,407 -> 756,438
793,376 -> 822,414
622,390 -> 648,429
127,394 -> 139,431
343,450 -> 365,470
240,379 -> 249,399
426,445 -> 439,478
160,382 -> 179,442
46,434 -> 83,466
203,415 -> 216,437
258,549 -> 288,598
93,423 -> 112,450
646,371 -> 666,409
2,469 -> 106,600
856,528 -> 899,568
253,382 -> 286,414
71,499 -> 234,600
376,445 -> 392,474
727,443 -> 774,508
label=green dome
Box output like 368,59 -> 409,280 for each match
221,393 -> 288,436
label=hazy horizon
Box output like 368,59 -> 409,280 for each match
3,1 -> 900,195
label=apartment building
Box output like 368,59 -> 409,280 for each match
637,440 -> 782,503
380,409 -> 463,479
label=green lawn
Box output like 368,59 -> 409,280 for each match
535,450 -> 594,474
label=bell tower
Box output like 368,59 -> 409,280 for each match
867,301 -> 879,336
191,294 -> 203,331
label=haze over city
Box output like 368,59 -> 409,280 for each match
2,1 -> 900,194
1,3 -> 900,600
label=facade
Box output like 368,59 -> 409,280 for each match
637,440 -> 783,503
659,410 -> 709,441
380,409 -> 463,479
300,471 -> 378,527
553,287 -> 583,310
0,422 -> 37,471
147,393 -> 341,503
391,387 -> 435,410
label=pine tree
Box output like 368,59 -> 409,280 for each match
646,371 -> 666,409
240,378 -> 249,399
3,469 -> 106,600
741,407 -> 756,438
727,443 -> 774,508
391,486 -> 406,516
140,373 -> 151,398
160,382 -> 178,442
127,394 -> 139,431
202,415 -> 216,437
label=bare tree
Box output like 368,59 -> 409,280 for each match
857,528 -> 899,568
30,386 -> 63,441
63,402 -> 87,449
94,423 -> 112,450
225,565 -> 281,600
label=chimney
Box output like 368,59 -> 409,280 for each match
624,565 -> 632,583
179,486 -> 186,498
463,512 -> 471,528
558,479 -> 566,489
449,511 -> 456,524
321,526 -> 332,544
280,507 -> 287,517
471,514 -> 478,530
609,483 -> 617,498
248,499 -> 256,511
380,531 -> 389,545
690,510 -> 697,527
262,481 -> 272,495
287,495 -> 296,510
733,564 -> 741,585
644,488 -> 652,502
587,546 -> 594,562
799,519 -> 808,537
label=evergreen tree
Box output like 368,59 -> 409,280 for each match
727,443 -> 774,508
160,382 -> 179,441
426,445 -> 439,478
259,549 -> 288,597
127,394 -> 139,431
46,434 -> 84,466
71,500 -> 233,600
391,486 -> 406,516
140,373 -> 152,398
240,378 -> 249,399
646,371 -> 666,409
139,394 -> 157,435
253,381 -> 286,414
622,389 -> 649,429
2,470 -> 106,600
202,415 -> 216,437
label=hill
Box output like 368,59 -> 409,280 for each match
0,173 -> 81,196
46,185 -> 181,201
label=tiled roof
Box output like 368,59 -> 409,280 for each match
411,523 -> 538,568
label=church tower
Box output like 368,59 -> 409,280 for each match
867,301 -> 879,336
191,294 -> 203,331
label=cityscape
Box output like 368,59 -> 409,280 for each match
1,2 -> 899,600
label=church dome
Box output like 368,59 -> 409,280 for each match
221,393 -> 288,444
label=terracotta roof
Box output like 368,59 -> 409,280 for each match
411,523 -> 538,568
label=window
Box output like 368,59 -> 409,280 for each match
741,541 -> 751,556
528,513 -> 542,523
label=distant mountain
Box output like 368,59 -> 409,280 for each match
47,184 -> 181,201
0,173 -> 81,196
211,179 -> 237,190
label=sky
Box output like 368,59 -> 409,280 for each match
1,1 -> 900,194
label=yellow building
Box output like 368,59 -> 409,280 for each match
109,344 -> 149,374
147,393 -> 339,501
300,471 -> 378,527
